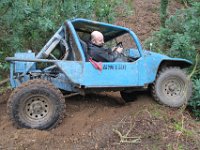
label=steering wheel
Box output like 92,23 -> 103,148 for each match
113,42 -> 123,52
116,42 -> 123,48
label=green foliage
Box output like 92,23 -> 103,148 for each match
0,0 -> 132,76
144,27 -> 173,52
169,33 -> 196,60
144,2 -> 200,118
0,82 -> 11,94
189,79 -> 200,118
176,0 -> 198,6
160,0 -> 169,27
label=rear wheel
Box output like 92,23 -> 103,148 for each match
151,67 -> 192,107
7,79 -> 66,130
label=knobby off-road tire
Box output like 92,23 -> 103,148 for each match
7,79 -> 66,130
152,67 -> 192,107
120,91 -> 137,102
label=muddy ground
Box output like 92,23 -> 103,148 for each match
0,91 -> 200,149
0,0 -> 200,150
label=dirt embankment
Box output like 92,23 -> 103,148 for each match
0,0 -> 199,150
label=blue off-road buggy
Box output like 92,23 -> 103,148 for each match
6,18 -> 192,130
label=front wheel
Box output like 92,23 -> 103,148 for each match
7,79 -> 66,130
151,67 -> 192,107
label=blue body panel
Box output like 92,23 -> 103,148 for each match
82,62 -> 139,87
56,61 -> 83,84
56,61 -> 139,88
56,51 -> 191,89
15,52 -> 36,73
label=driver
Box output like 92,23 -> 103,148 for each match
88,31 -> 127,62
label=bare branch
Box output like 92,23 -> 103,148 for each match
112,129 -> 141,144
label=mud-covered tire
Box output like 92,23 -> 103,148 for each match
152,67 -> 192,107
120,91 -> 137,102
7,79 -> 66,130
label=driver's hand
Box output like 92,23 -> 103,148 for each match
112,47 -> 117,51
116,47 -> 123,53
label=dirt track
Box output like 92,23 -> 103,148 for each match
1,91 -> 200,149
0,91 -> 157,149
1,0 -> 200,149
0,91 -> 146,150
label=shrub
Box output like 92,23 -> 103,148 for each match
144,2 -> 200,118
189,79 -> 200,118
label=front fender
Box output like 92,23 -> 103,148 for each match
158,58 -> 192,70
138,52 -> 192,86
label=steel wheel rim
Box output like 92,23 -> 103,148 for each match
20,95 -> 53,125
161,76 -> 185,99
